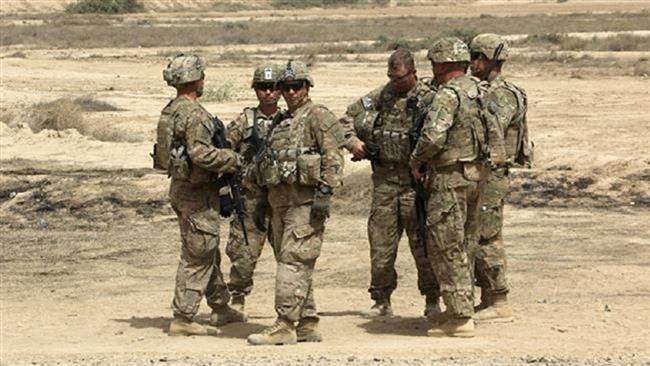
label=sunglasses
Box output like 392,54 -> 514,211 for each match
254,82 -> 277,91
470,52 -> 484,61
387,70 -> 413,81
281,80 -> 306,92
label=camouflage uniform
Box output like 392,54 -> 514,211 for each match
469,34 -> 532,299
225,64 -> 280,301
257,62 -> 345,324
410,38 -> 490,322
158,55 -> 239,322
341,81 -> 440,304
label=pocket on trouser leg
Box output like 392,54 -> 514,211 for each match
479,205 -> 502,241
184,209 -> 220,260
289,223 -> 323,263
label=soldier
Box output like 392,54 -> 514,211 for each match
409,38 -> 492,338
224,63 -> 281,317
340,48 -> 441,318
469,33 -> 533,323
247,60 -> 345,345
155,54 -> 246,336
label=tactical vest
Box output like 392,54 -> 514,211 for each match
499,80 -> 533,167
152,99 -> 179,172
362,84 -> 431,165
431,77 -> 488,168
259,104 -> 322,188
239,107 -> 273,165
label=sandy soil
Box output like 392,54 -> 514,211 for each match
1,2 -> 649,365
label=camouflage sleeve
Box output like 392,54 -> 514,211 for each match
185,107 -> 238,174
226,112 -> 247,152
339,86 -> 383,151
312,106 -> 345,189
409,87 -> 459,170
339,99 -> 363,151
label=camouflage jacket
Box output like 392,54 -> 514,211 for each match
410,74 -> 487,170
340,79 -> 435,185
167,97 -> 238,197
259,99 -> 345,208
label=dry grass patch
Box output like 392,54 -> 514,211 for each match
27,99 -> 86,135
519,33 -> 650,51
73,96 -> 123,112
21,97 -> 140,143
2,12 -> 648,49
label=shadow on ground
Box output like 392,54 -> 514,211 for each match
357,315 -> 429,337
112,315 -> 267,338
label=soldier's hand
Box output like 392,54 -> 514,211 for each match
219,194 -> 234,218
310,191 -> 331,227
350,141 -> 367,160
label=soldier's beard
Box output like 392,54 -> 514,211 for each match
196,86 -> 204,98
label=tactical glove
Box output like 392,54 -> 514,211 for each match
219,194 -> 233,218
310,190 -> 331,227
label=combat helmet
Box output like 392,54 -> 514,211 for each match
251,63 -> 281,88
280,59 -> 314,87
470,33 -> 510,61
163,53 -> 205,87
427,37 -> 471,63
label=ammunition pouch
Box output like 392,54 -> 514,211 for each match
374,130 -> 411,164
297,153 -> 321,187
259,149 -> 322,188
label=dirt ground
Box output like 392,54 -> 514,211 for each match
1,1 -> 650,365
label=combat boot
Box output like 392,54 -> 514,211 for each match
247,318 -> 297,346
427,317 -> 475,338
474,288 -> 492,312
361,298 -> 393,318
296,317 -> 322,342
168,316 -> 219,336
473,293 -> 514,323
424,295 -> 443,320
230,294 -> 246,312
210,304 -> 248,326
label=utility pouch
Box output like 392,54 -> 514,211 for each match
462,162 -> 484,182
297,153 -> 321,187
169,145 -> 190,180
261,162 -> 281,186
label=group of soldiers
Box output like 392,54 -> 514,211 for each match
153,33 -> 532,344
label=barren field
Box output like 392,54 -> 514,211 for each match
1,1 -> 649,365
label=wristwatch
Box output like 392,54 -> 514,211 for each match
318,185 -> 333,195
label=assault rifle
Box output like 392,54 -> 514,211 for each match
407,96 -> 431,258
211,116 -> 250,246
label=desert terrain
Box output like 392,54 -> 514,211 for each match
1,0 -> 649,365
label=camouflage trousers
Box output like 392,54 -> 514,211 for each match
270,203 -> 323,322
424,164 -> 486,319
471,168 -> 510,295
225,194 -> 271,297
368,180 -> 440,301
170,188 -> 230,320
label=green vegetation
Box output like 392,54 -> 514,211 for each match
271,0 -> 388,8
199,81 -> 245,103
65,0 -> 144,14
